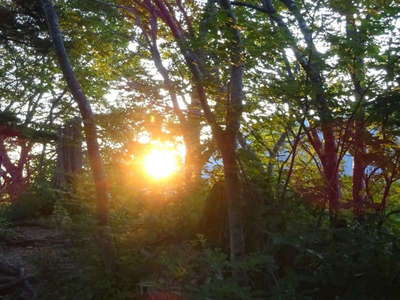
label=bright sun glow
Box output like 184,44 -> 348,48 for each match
143,147 -> 180,179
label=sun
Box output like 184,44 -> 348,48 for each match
143,147 -> 179,179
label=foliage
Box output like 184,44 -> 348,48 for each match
5,180 -> 58,221
1,0 -> 400,298
28,184 -> 400,299
263,196 -> 400,299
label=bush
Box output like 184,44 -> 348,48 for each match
6,180 -> 58,221
266,215 -> 400,299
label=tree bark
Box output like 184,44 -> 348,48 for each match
54,118 -> 83,189
217,0 -> 247,281
352,120 -> 366,217
40,0 -> 108,226
129,0 -> 247,281
345,11 -> 367,218
0,137 -> 30,202
140,20 -> 204,185
221,144 -> 246,262
40,0 -> 116,274
256,0 -> 341,219
320,132 -> 340,219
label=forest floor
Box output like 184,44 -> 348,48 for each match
0,221 -> 74,299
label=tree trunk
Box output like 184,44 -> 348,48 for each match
54,118 -> 83,189
259,0 -> 342,220
221,144 -> 245,262
141,21 -> 204,186
346,11 -> 367,218
40,0 -> 108,226
352,120 -> 366,217
321,126 -> 340,220
0,138 -> 30,202
40,0 -> 115,273
135,0 -> 247,281
182,114 -> 203,185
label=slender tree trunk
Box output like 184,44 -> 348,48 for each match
346,11 -> 367,218
40,0 -> 115,273
40,0 -> 108,225
221,139 -> 245,256
218,0 -> 247,282
183,91 -> 204,185
183,129 -> 202,183
54,118 -> 83,189
0,138 -> 30,202
142,23 -> 204,185
267,132 -> 287,180
352,120 -> 366,217
321,127 -> 340,219
136,0 -> 247,281
257,0 -> 342,220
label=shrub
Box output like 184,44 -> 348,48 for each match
6,180 -> 58,221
